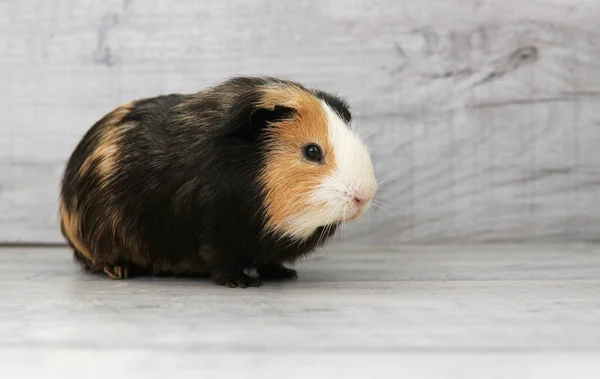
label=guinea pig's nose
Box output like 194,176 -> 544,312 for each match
355,185 -> 376,205
353,190 -> 374,206
346,189 -> 374,207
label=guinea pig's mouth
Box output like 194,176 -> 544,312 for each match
344,213 -> 362,222
340,200 -> 371,223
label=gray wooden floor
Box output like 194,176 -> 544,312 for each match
1,245 -> 600,378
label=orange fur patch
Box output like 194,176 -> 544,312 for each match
258,84 -> 336,236
60,198 -> 93,261
67,102 -> 136,264
78,102 -> 135,183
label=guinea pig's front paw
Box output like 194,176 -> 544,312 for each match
212,273 -> 263,288
257,262 -> 298,281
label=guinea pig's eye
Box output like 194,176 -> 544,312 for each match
303,143 -> 323,163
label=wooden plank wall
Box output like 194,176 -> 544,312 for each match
1,0 -> 599,244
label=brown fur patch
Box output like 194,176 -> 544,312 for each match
104,265 -> 128,280
258,84 -> 336,236
103,208 -> 148,268
77,102 -> 135,184
59,199 -> 93,261
67,102 -> 136,266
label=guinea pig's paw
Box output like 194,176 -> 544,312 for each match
103,265 -> 129,280
257,263 -> 298,281
212,273 -> 263,288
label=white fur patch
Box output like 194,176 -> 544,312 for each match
288,101 -> 377,239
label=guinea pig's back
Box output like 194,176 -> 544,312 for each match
60,94 -> 198,273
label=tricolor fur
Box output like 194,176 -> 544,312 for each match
60,76 -> 376,287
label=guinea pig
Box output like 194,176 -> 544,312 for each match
59,76 -> 377,288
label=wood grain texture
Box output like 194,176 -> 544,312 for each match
1,0 -> 600,243
1,245 -> 600,378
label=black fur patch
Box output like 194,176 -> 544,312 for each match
313,90 -> 352,124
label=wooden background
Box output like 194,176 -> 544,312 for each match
1,0 -> 599,245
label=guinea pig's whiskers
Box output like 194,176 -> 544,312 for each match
340,207 -> 349,246
376,177 -> 395,187
377,169 -> 403,179
372,202 -> 388,212
376,177 -> 400,188
372,197 -> 390,208
375,169 -> 405,187
317,207 -> 338,247
318,224 -> 331,248
370,201 -> 390,214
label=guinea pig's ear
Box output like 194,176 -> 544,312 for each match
249,105 -> 295,132
238,105 -> 296,142
226,94 -> 296,142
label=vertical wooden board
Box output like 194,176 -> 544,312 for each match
344,100 -> 600,245
1,0 -> 600,243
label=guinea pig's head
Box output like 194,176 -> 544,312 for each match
249,82 -> 377,240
